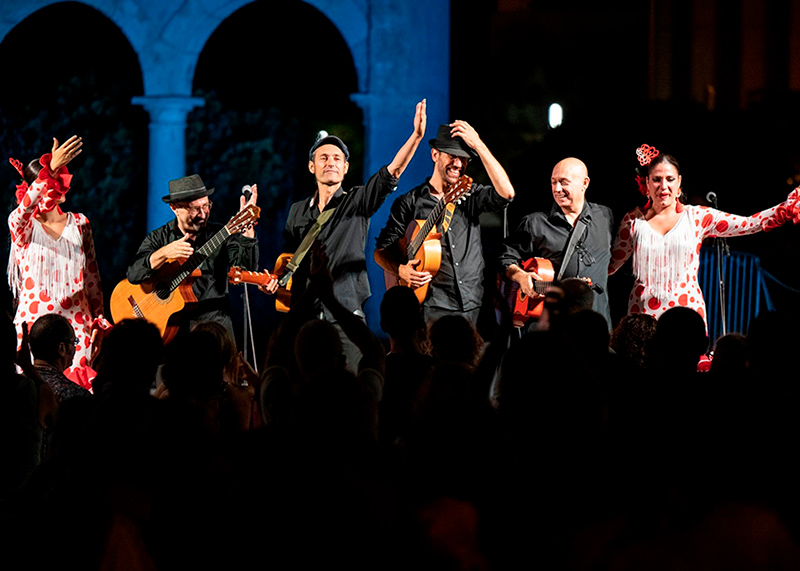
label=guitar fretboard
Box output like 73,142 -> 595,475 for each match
155,227 -> 232,298
406,199 -> 447,260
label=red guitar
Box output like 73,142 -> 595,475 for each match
110,205 -> 260,343
383,175 -> 472,304
227,266 -> 290,311
500,257 -> 593,327
501,257 -> 555,327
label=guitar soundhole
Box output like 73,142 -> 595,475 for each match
155,288 -> 171,301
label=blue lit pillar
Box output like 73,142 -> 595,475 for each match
132,95 -> 205,230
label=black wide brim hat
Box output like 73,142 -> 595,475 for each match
162,174 -> 215,203
428,124 -> 477,159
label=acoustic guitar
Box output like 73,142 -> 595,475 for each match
110,205 -> 261,342
383,175 -> 472,304
500,257 -> 593,328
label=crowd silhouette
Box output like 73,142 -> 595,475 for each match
2,243 -> 800,570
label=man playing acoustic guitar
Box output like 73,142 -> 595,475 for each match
497,157 -> 614,329
124,174 -> 260,340
374,121 -> 515,328
267,100 -> 427,372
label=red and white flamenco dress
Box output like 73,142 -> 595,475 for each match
609,189 -> 800,325
7,154 -> 109,390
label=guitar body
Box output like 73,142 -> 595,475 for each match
502,257 -> 555,328
384,220 -> 442,305
110,204 -> 261,342
272,253 -> 294,313
110,262 -> 200,343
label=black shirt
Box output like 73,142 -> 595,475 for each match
127,218 -> 259,327
283,166 -> 398,319
375,180 -> 511,312
497,201 -> 614,324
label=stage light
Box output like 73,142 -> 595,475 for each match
548,103 -> 563,129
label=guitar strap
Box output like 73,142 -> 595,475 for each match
557,218 -> 587,281
278,207 -> 336,287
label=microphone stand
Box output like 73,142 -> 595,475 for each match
240,185 -> 258,373
241,283 -> 258,374
709,194 -> 730,337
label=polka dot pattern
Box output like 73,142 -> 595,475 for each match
609,198 -> 797,327
8,178 -> 106,391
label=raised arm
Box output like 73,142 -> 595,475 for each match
450,120 -> 515,200
386,99 -> 427,179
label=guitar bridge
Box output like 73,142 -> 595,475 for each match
127,295 -> 144,319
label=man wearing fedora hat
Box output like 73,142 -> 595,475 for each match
126,173 -> 260,336
375,120 -> 515,328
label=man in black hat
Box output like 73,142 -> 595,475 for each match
126,174 -> 260,336
375,120 -> 515,328
276,100 -> 427,372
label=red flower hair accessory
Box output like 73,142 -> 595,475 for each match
636,144 -> 660,166
9,158 -> 29,204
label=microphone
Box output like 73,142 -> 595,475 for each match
706,191 -> 717,205
242,185 -> 252,202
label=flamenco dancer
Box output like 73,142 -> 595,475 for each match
7,136 -> 110,389
609,144 -> 800,325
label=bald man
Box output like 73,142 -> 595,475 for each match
498,157 -> 614,327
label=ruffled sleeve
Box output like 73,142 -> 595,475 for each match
763,187 -> 800,232
698,187 -> 800,239
8,154 -> 72,246
34,153 -> 72,213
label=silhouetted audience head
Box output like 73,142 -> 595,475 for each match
192,320 -> 238,382
429,314 -> 482,367
562,309 -> 610,370
557,277 -> 595,315
610,313 -> 657,370
93,318 -> 163,395
380,285 -> 428,353
29,313 -> 75,370
709,332 -> 748,378
161,328 -> 225,403
648,307 -> 708,374
295,319 -> 344,376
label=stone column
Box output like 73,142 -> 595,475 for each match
132,95 -> 205,230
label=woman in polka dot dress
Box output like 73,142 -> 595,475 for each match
609,145 -> 800,326
7,136 -> 110,390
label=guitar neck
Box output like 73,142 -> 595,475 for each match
229,269 -> 277,287
161,226 -> 232,293
406,200 -> 446,259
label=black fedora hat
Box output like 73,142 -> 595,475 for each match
428,125 -> 477,159
162,174 -> 215,203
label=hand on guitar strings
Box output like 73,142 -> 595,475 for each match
508,265 -> 543,298
154,234 -> 194,267
398,258 -> 432,288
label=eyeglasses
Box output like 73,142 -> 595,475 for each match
177,201 -> 213,216
64,337 -> 78,346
